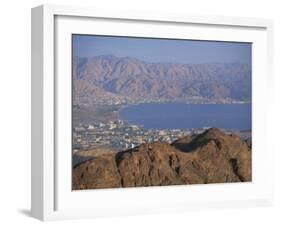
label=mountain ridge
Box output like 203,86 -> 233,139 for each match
73,55 -> 251,105
73,128 -> 251,189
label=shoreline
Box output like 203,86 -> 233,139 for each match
117,101 -> 252,117
117,102 -> 252,131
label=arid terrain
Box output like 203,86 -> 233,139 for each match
73,128 -> 251,189
73,55 -> 251,105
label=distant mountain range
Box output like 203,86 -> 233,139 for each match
73,128 -> 251,189
73,55 -> 251,104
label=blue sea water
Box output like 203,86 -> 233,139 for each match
119,103 -> 251,130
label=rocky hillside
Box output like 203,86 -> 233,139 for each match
72,128 -> 251,189
73,55 -> 251,104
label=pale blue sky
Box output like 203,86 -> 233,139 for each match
73,34 -> 252,64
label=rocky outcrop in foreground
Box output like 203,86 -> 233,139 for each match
72,128 -> 251,190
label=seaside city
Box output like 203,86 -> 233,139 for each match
73,118 -> 211,152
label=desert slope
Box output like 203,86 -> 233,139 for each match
73,55 -> 251,104
72,128 -> 251,189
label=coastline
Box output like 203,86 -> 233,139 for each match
118,102 -> 252,131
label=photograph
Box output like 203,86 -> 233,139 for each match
72,35 -> 252,190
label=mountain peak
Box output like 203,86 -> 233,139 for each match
74,55 -> 251,104
73,129 -> 251,189
202,127 -> 226,138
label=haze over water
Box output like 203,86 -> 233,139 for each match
120,103 -> 252,130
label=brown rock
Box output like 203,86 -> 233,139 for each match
72,154 -> 121,189
73,128 -> 251,190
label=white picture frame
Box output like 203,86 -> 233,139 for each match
31,4 -> 274,221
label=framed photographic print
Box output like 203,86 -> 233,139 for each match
31,4 -> 274,221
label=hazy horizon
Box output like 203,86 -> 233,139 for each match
73,34 -> 252,65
